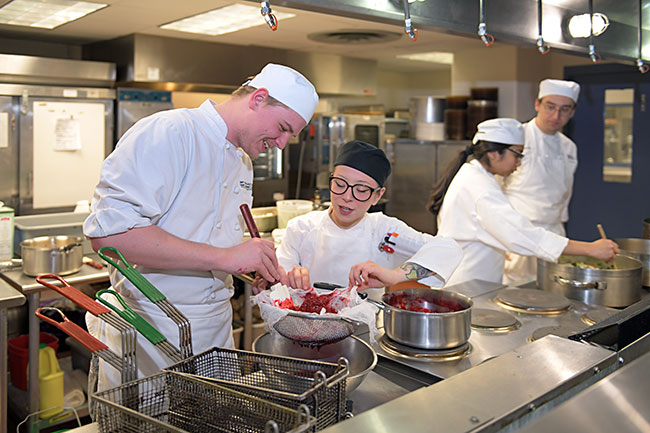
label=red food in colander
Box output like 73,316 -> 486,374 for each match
290,291 -> 339,314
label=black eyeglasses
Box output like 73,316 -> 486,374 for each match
506,147 -> 525,160
329,176 -> 380,202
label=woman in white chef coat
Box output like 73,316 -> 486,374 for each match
274,140 -> 463,293
429,118 -> 618,287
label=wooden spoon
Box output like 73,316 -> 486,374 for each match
597,223 -> 618,269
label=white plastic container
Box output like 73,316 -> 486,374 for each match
276,200 -> 313,229
0,201 -> 14,260
13,212 -> 91,257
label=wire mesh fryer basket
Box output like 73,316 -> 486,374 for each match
273,312 -> 360,348
92,371 -> 315,433
164,346 -> 349,431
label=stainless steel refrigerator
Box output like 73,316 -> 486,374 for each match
0,54 -> 116,215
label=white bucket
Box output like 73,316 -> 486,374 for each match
276,200 -> 313,228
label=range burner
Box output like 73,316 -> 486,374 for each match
494,288 -> 571,315
378,335 -> 471,362
471,308 -> 521,332
581,309 -> 615,326
528,324 -> 584,342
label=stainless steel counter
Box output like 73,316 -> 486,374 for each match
321,335 -> 617,433
1,278 -> 26,433
518,344 -> 650,433
0,255 -> 109,433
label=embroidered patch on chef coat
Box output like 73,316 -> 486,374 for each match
378,232 -> 397,254
239,180 -> 252,191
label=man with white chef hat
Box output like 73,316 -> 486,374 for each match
502,78 -> 581,285
83,63 -> 318,391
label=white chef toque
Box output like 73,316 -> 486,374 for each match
538,79 -> 581,103
244,63 -> 319,123
472,118 -> 524,145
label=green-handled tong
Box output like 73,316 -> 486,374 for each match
98,246 -> 193,358
96,288 -> 184,363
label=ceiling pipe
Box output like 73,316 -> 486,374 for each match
636,0 -> 648,73
402,0 -> 418,41
536,0 -> 550,54
260,1 -> 278,31
477,0 -> 494,47
588,0 -> 601,63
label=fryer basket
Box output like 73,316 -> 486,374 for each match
164,346 -> 349,431
92,371 -> 314,433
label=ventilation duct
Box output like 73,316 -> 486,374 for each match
83,34 -> 378,96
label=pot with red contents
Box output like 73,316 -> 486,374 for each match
367,288 -> 472,350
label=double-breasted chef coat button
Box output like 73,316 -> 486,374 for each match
234,223 -> 241,231
233,185 -> 240,194
210,293 -> 217,300
225,143 -> 230,150
216,222 -> 222,229
223,182 -> 228,188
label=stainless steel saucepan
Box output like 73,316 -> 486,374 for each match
366,288 -> 473,350
614,238 -> 650,287
537,254 -> 643,308
21,235 -> 83,276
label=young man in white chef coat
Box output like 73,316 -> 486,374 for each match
502,79 -> 581,284
83,63 -> 317,391
431,118 -> 617,287
274,140 -> 463,295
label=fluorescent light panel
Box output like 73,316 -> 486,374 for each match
0,0 -> 106,29
396,51 -> 454,64
160,3 -> 296,36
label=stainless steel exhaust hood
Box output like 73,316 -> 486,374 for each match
0,53 -> 115,87
83,34 -> 377,96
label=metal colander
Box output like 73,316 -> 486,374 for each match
273,312 -> 361,348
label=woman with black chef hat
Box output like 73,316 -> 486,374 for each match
272,140 -> 462,295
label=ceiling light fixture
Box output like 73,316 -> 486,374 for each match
568,13 -> 609,38
160,3 -> 295,36
396,51 -> 454,64
0,0 -> 106,29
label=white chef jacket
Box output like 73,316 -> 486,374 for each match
276,210 -> 462,289
437,160 -> 568,287
83,99 -> 252,390
501,119 -> 578,283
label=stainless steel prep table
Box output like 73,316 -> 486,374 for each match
1,278 -> 26,433
0,255 -> 108,433
320,335 -> 617,433
517,345 -> 650,433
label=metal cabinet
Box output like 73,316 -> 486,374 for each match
386,139 -> 468,234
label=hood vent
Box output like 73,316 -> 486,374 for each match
308,29 -> 401,44
83,34 -> 377,96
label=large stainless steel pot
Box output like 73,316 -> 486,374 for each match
21,235 -> 83,277
368,288 -> 472,350
643,218 -> 650,240
537,255 -> 643,308
252,332 -> 377,392
613,238 -> 650,287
